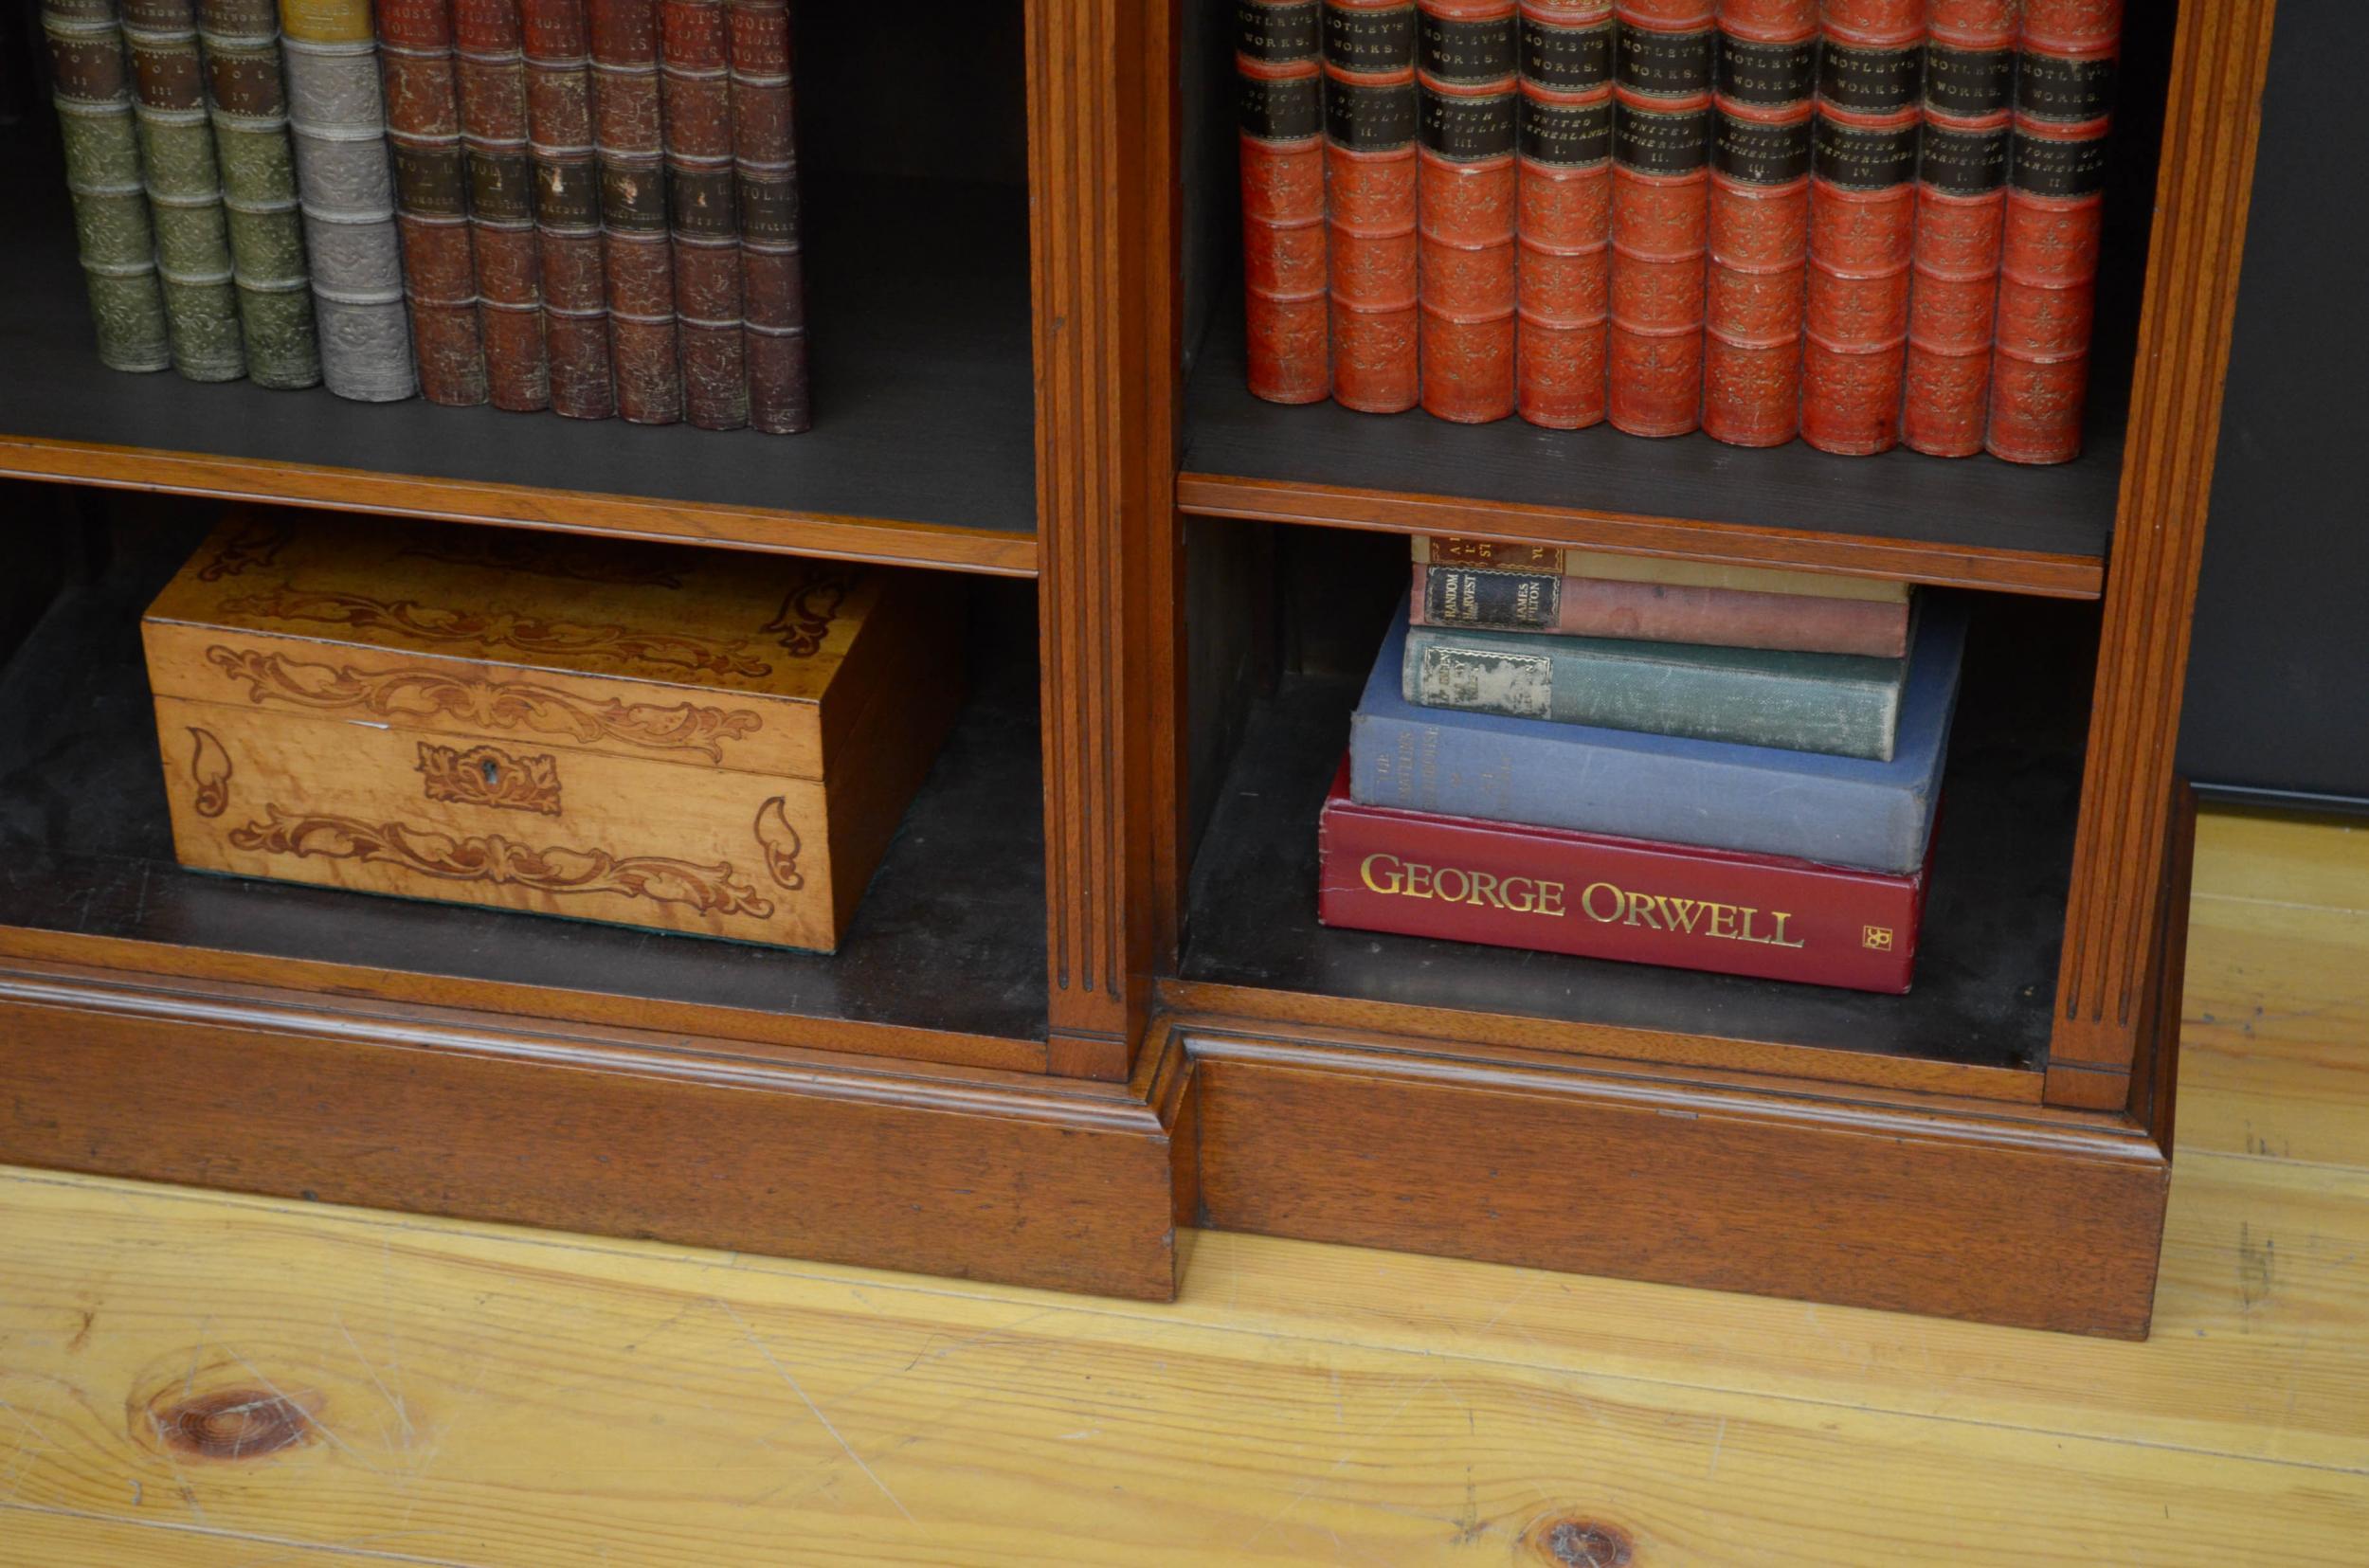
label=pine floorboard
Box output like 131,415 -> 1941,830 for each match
2,805 -> 2366,1566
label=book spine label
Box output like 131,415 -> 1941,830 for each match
1512,0 -> 1613,429
1415,532 -> 1911,601
1402,621 -> 1901,758
380,0 -> 491,404
588,0 -> 682,422
1987,0 -> 2117,465
1411,562 -> 1911,655
1606,1 -> 1713,437
1324,0 -> 1420,412
1799,1 -> 1923,455
123,0 -> 249,380
1903,0 -> 2016,456
521,0 -> 612,416
279,0 -> 416,399
1417,0 -> 1519,423
455,0 -> 552,409
1700,0 -> 1814,447
1318,784 -> 1925,991
196,0 -> 323,387
1238,0 -> 1329,405
661,0 -> 747,429
726,0 -> 807,432
43,0 -> 174,371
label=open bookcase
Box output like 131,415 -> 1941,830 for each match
0,0 -> 2274,1334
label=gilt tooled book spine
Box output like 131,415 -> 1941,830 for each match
1799,0 -> 1923,455
455,0 -> 552,410
588,0 -> 683,423
1986,0 -> 2115,465
726,0 -> 808,433
121,0 -> 247,379
1512,0 -> 1613,429
193,0 -> 321,387
41,0 -> 173,371
1410,561 -> 1911,655
1902,0 -> 2016,456
1700,0 -> 1813,447
1318,766 -> 1931,992
1605,0 -> 1714,437
1237,0 -> 1329,405
1323,0 -> 1419,413
379,0 -> 492,405
1415,0 -> 1518,424
279,0 -> 417,400
520,0 -> 612,417
660,0 -> 748,430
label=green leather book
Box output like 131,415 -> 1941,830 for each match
1401,621 -> 1909,761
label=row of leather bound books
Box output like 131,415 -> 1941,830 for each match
41,0 -> 810,432
1238,0 -> 2119,463
1316,537 -> 1966,992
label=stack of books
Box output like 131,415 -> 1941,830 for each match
1317,536 -> 1966,992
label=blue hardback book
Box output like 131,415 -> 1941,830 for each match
1349,597 -> 1966,873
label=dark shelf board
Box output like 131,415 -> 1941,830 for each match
1179,294 -> 2121,599
0,149 -> 1038,575
0,523 -> 1051,1059
1175,597 -> 2088,1087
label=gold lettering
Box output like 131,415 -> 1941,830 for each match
1466,870 -> 1501,908
1499,876 -> 1534,913
1655,895 -> 1705,933
1709,903 -> 1739,939
1536,880 -> 1566,917
1622,890 -> 1662,929
1404,862 -> 1434,899
1360,853 -> 1404,894
1582,881 -> 1623,922
1767,910 -> 1806,949
1434,865 -> 1470,903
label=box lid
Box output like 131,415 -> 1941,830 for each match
144,512 -> 917,781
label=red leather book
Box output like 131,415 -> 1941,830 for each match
660,0 -> 747,429
1317,763 -> 1933,992
521,0 -> 614,418
726,0 -> 809,433
1799,0 -> 1923,455
1987,0 -> 2117,465
1238,0 -> 1329,405
379,0 -> 491,405
1324,0 -> 1420,413
455,0 -> 552,410
1416,0 -> 1519,424
588,0 -> 682,423
1513,0 -> 1614,429
1700,0 -> 1814,447
1903,0 -> 2016,456
1605,1 -> 1714,437
1409,560 -> 1910,655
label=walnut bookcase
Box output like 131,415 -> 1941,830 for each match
0,0 -> 2273,1334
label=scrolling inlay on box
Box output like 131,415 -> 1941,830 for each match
142,510 -> 964,950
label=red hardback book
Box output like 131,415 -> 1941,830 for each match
1238,0 -> 1329,405
1605,0 -> 1714,437
1512,0 -> 1614,429
379,0 -> 492,405
1317,762 -> 1933,991
521,0 -> 614,418
1417,0 -> 1519,424
1799,0 -> 1923,455
660,0 -> 748,429
455,0 -> 552,411
726,0 -> 810,434
1902,0 -> 2016,456
588,0 -> 683,423
1987,0 -> 2117,465
1408,560 -> 1910,655
1324,0 -> 1420,412
1701,0 -> 1814,447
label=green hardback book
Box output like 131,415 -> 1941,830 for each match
1400,622 -> 1909,762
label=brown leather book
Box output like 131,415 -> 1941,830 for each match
1416,0 -> 1519,424
725,0 -> 810,433
378,0 -> 491,404
521,0 -> 615,417
660,0 -> 749,429
588,0 -> 682,423
1324,0 -> 1420,413
1605,0 -> 1716,438
1237,0 -> 1329,405
1513,0 -> 1614,430
454,0 -> 551,409
1701,0 -> 1814,448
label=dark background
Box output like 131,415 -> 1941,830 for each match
2179,5 -> 2369,809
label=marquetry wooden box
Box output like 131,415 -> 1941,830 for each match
140,513 -> 963,952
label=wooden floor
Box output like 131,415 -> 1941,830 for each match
1,807 -> 2364,1566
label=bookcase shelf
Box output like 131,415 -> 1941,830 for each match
1179,293 -> 2118,600
0,152 -> 1038,577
